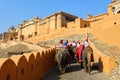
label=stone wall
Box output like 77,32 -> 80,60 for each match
87,13 -> 108,22
75,18 -> 90,28
67,21 -> 75,28
89,13 -> 120,29
90,42 -> 116,74
2,32 -> 18,42
38,23 -> 48,35
22,25 -> 36,38
0,48 -> 56,80
49,16 -> 57,30
90,13 -> 120,49
67,18 -> 90,28
24,28 -> 91,44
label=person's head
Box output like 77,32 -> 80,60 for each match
59,40 -> 63,44
66,40 -> 68,43
85,38 -> 88,42
81,43 -> 84,45
72,40 -> 75,43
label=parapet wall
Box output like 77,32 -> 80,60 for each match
67,18 -> 90,28
25,28 -> 91,44
87,13 -> 108,22
0,47 -> 56,80
90,42 -> 116,74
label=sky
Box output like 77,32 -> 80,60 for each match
0,0 -> 111,33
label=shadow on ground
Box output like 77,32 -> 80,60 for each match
42,61 -> 84,80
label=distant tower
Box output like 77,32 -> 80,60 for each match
8,26 -> 16,32
112,0 -> 116,3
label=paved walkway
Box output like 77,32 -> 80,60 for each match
43,62 -> 110,80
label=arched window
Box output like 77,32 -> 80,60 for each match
21,68 -> 24,76
31,64 -> 33,70
84,24 -> 87,28
6,74 -> 10,80
10,37 -> 13,40
117,10 -> 120,14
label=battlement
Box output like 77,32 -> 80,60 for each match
0,47 -> 56,80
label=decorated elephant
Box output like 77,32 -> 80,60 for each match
55,48 -> 70,73
82,46 -> 94,74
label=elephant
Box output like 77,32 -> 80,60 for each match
82,46 -> 94,74
55,48 -> 70,73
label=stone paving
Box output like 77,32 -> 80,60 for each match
43,62 -> 110,80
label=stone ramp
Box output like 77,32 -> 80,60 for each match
0,41 -> 43,58
43,62 -> 110,80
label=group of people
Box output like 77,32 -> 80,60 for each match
56,38 -> 90,64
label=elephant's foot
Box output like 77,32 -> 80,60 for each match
84,69 -> 88,73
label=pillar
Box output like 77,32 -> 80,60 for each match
47,17 -> 50,33
33,17 -> 39,36
57,13 -> 62,29
18,24 -> 22,43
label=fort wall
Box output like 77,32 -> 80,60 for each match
0,47 -> 56,80
87,13 -> 108,22
22,25 -> 35,38
67,21 -> 75,28
67,18 -> 90,28
2,32 -> 18,42
75,18 -> 90,28
38,23 -> 48,35
90,13 -> 120,48
90,42 -> 116,74
90,13 -> 120,29
24,28 -> 91,43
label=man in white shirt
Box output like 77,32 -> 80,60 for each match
84,39 -> 90,48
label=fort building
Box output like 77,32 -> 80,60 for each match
2,0 -> 120,42
87,0 -> 120,22
16,11 -> 90,41
2,26 -> 18,42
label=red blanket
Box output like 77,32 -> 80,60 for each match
76,45 -> 84,62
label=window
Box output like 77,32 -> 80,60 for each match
117,10 -> 120,14
84,24 -> 87,28
6,74 -> 10,80
31,64 -> 33,70
21,68 -> 24,76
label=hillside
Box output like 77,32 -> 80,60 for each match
0,42 -> 44,58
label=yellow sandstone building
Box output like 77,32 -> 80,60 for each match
2,0 -> 120,41
2,0 -> 120,44
17,11 -> 90,41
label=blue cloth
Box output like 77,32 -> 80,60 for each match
63,42 -> 68,46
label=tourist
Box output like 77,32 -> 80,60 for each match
84,38 -> 90,48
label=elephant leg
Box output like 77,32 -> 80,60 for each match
58,64 -> 62,72
83,57 -> 88,72
87,62 -> 91,74
87,54 -> 91,74
80,62 -> 83,67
